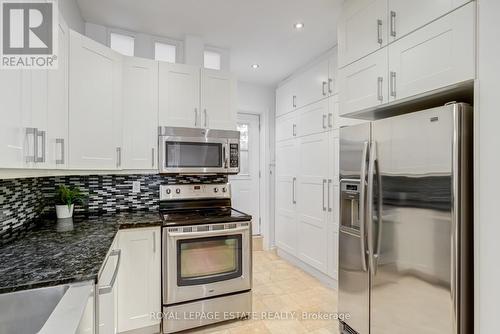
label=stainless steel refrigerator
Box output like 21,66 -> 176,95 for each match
338,103 -> 473,334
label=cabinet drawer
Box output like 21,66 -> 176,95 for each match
388,2 -> 475,102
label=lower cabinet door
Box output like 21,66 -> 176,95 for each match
76,286 -> 95,334
117,227 -> 161,333
296,133 -> 329,273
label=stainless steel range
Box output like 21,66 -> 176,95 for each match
160,183 -> 252,333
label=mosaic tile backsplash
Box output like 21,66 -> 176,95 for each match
0,174 -> 227,244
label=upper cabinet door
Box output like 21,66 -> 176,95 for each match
69,30 -> 123,170
158,62 -> 200,128
201,69 -> 237,130
388,2 -> 475,102
297,58 -> 330,108
122,57 -> 159,170
47,16 -> 69,170
339,48 -> 388,116
388,0 -> 471,42
338,0 -> 388,68
0,71 -> 24,168
276,79 -> 297,117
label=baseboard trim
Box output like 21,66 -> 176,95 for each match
277,248 -> 338,290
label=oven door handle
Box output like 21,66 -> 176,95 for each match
167,226 -> 250,238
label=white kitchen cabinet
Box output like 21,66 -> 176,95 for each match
0,71 -> 24,168
275,110 -> 298,142
47,17 -> 69,169
98,237 -> 119,334
296,132 -> 330,272
201,69 -> 237,130
297,58 -> 330,108
117,227 -> 161,333
275,139 -> 298,255
158,62 -> 200,128
69,30 -> 123,170
387,2 -> 475,102
339,48 -> 388,116
338,0 -> 388,67
76,287 -> 95,334
297,98 -> 331,137
387,0 -> 470,42
276,79 -> 298,117
122,57 -> 158,170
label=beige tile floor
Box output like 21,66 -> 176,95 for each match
183,250 -> 340,334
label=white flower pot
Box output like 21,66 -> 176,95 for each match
56,204 -> 74,219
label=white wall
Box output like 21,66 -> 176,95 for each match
476,0 -> 500,333
237,82 -> 276,249
58,0 -> 84,33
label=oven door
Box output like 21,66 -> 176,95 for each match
163,222 -> 251,305
159,136 -> 229,174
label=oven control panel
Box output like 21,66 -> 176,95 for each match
160,183 -> 231,200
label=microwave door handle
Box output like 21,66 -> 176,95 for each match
223,146 -> 228,168
168,226 -> 249,238
359,141 -> 369,272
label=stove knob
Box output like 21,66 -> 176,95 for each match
222,187 -> 227,193
166,188 -> 171,195
176,188 -> 181,194
214,187 -> 219,193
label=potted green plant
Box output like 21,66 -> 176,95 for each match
54,185 -> 86,219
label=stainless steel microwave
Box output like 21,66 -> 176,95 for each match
158,127 -> 240,174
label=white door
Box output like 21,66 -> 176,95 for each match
275,110 -> 298,142
275,139 -> 298,255
276,79 -> 298,117
338,0 -> 388,67
117,227 -> 161,333
69,30 -> 122,170
297,98 -> 330,137
296,132 -> 329,273
122,56 -> 158,170
201,69 -> 237,130
47,16 -> 69,169
297,58 -> 330,108
229,113 -> 261,235
388,0 -> 470,42
339,48 -> 388,116
388,2 -> 475,102
158,62 -> 200,128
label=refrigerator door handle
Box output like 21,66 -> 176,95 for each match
367,141 -> 376,275
359,141 -> 369,272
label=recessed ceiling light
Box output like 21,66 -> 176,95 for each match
251,64 -> 260,69
294,22 -> 304,30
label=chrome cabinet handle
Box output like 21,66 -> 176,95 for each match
390,71 -> 397,98
194,108 -> 198,127
328,78 -> 333,94
293,124 -> 297,137
292,95 -> 297,108
377,77 -> 383,102
152,147 -> 155,168
328,179 -> 332,212
99,249 -> 121,295
204,109 -> 208,128
322,179 -> 327,211
322,115 -> 327,129
322,81 -> 327,96
390,11 -> 396,37
377,19 -> 383,45
25,128 -> 37,163
292,177 -> 297,204
116,147 -> 121,168
328,113 -> 333,128
359,141 -> 369,272
56,138 -> 65,165
35,130 -> 46,163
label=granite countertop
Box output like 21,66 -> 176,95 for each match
0,211 -> 163,294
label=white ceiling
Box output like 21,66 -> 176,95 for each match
76,0 -> 342,86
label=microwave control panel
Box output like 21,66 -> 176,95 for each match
230,143 -> 239,168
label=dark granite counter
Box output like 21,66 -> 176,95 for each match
0,211 -> 162,294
